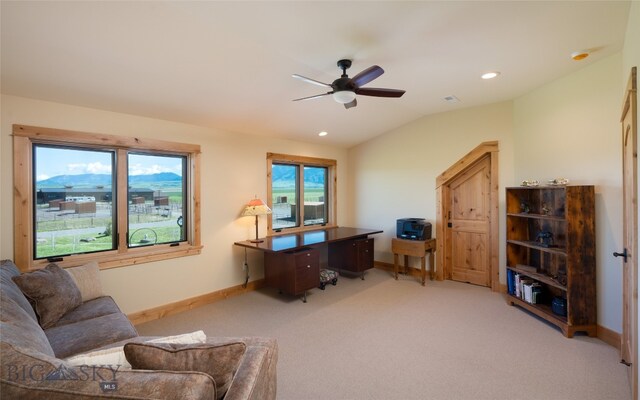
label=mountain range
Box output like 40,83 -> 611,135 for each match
37,169 -> 323,189
37,172 -> 182,188
272,166 -> 326,188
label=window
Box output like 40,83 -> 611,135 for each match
267,153 -> 336,234
13,125 -> 202,271
303,166 -> 328,226
271,163 -> 299,229
34,145 -> 116,259
127,153 -> 187,248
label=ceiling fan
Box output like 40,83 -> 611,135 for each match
292,59 -> 405,109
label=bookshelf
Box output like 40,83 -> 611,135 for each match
505,185 -> 596,337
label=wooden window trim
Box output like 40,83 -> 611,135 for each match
12,124 -> 202,272
266,152 -> 337,236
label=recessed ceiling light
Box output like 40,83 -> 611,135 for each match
481,71 -> 500,80
318,131 -> 328,137
571,50 -> 589,61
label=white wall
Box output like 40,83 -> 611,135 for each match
346,101 -> 515,276
513,53 -> 624,332
0,95 -> 349,314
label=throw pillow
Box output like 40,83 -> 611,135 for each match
124,341 -> 246,400
12,263 -> 82,329
146,330 -> 207,344
66,345 -> 132,369
64,261 -> 104,302
65,330 -> 208,370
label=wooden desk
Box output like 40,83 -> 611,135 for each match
235,227 -> 383,302
391,238 -> 436,286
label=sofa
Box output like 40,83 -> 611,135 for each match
0,259 -> 278,399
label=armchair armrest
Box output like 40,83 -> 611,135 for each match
222,338 -> 278,400
1,342 -> 215,400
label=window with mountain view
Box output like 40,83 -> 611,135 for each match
13,124 -> 202,271
302,166 -> 328,226
127,153 -> 187,247
268,154 -> 336,233
34,145 -> 116,259
271,163 -> 299,229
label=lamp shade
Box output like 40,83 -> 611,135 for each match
332,90 -> 357,104
241,198 -> 272,216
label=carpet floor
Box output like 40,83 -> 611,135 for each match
137,268 -> 631,400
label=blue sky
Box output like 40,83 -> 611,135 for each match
35,146 -> 183,181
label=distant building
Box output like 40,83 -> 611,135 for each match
37,187 -> 154,204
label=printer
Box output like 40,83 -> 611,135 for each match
396,218 -> 432,241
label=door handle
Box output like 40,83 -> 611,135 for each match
613,248 -> 629,263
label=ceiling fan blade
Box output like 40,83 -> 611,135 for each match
351,65 -> 384,87
355,87 -> 405,98
292,93 -> 331,102
344,99 -> 357,109
292,74 -> 332,88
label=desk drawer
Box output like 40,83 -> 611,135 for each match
266,248 -> 320,296
294,249 -> 319,268
357,238 -> 374,271
328,238 -> 374,273
294,249 -> 320,292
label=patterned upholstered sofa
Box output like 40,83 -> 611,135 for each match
0,259 -> 278,399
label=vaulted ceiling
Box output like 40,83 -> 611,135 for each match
1,1 -> 631,147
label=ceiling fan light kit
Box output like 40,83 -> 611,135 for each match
333,90 -> 357,104
292,59 -> 405,109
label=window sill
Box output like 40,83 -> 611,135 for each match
27,243 -> 203,271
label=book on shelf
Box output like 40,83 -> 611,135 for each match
523,281 -> 533,303
522,281 -> 543,304
507,269 -> 515,295
531,284 -> 543,304
507,267 -> 544,304
520,279 -> 534,301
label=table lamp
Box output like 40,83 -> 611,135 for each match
241,197 -> 272,243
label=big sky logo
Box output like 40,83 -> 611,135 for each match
5,363 -> 120,392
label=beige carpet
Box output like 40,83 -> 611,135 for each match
137,268 -> 631,400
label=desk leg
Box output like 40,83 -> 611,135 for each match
404,255 -> 409,274
421,256 -> 426,286
393,253 -> 399,280
429,250 -> 435,281
242,248 -> 250,289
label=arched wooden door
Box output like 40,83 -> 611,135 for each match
436,141 -> 499,291
448,155 -> 491,286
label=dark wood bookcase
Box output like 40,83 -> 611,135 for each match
505,185 -> 596,337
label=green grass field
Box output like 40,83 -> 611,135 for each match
36,234 -> 114,258
36,216 -> 112,232
272,187 -> 326,202
36,226 -> 184,258
36,212 -> 178,232
35,196 -> 185,258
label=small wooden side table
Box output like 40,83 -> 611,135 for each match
392,238 -> 436,286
